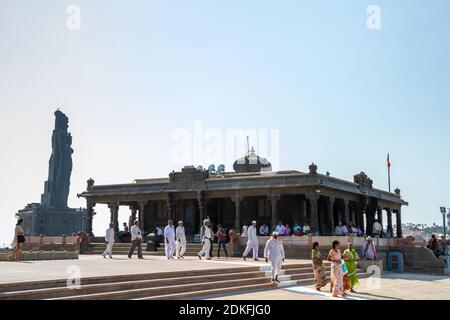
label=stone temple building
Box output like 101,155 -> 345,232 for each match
79,148 -> 408,239
17,110 -> 86,236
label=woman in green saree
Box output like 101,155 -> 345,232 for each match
343,242 -> 360,293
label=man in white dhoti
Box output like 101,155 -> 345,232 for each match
176,221 -> 187,259
198,219 -> 212,260
243,220 -> 259,261
264,232 -> 285,283
102,223 -> 115,259
164,219 -> 176,259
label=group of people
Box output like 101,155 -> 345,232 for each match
311,235 -> 378,298
197,219 -> 229,260
199,219 -> 285,283
312,240 -> 360,298
243,221 -> 311,237
427,234 -> 449,258
102,219 -> 145,259
334,219 -> 391,238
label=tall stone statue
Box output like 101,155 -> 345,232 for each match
41,110 -> 74,208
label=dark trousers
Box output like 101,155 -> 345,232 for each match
209,241 -> 214,258
128,239 -> 143,258
217,241 -> 228,257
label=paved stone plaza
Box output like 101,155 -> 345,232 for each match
208,273 -> 450,300
0,255 -> 448,300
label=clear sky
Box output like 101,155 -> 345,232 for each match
1,0 -> 449,246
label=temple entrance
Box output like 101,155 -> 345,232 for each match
206,198 -> 235,230
278,195 -> 304,227
180,199 -> 199,238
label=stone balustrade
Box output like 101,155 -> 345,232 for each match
0,250 -> 79,261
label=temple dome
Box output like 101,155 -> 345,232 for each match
233,147 -> 272,173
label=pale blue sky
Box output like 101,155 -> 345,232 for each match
1,0 -> 449,245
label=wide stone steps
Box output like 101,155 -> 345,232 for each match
53,276 -> 273,300
0,266 -> 259,300
0,259 -> 371,300
0,270 -> 266,300
136,283 -> 276,300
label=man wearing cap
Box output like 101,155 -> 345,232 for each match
102,222 -> 115,259
198,219 -> 212,260
176,221 -> 187,259
243,220 -> 259,261
164,219 -> 176,259
128,220 -> 144,259
264,232 -> 285,283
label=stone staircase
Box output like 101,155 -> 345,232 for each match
85,243 -> 205,257
0,261 -> 370,300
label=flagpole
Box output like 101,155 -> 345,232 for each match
387,153 -> 391,192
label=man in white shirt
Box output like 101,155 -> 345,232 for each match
259,224 -> 269,236
302,222 -> 311,235
102,223 -> 115,259
198,219 -> 212,260
372,220 -> 383,237
176,221 -> 187,259
128,220 -> 143,259
164,219 -> 176,259
243,221 -> 259,261
264,232 -> 285,283
275,221 -> 286,235
335,221 -> 345,236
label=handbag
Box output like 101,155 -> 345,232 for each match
17,234 -> 26,244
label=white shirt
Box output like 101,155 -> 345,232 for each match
275,224 -> 285,235
264,238 -> 285,261
176,226 -> 186,240
247,225 -> 258,244
335,226 -> 345,236
156,227 -> 164,236
259,225 -> 268,235
365,242 -> 377,260
241,225 -> 248,237
164,225 -> 175,242
105,227 -> 115,243
202,226 -> 212,240
373,222 -> 382,232
130,225 -> 142,241
342,225 -> 348,235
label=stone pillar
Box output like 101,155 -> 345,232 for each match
231,195 -> 243,231
197,192 -> 205,227
108,203 -> 119,232
351,205 -> 356,225
328,196 -> 335,234
166,200 -> 172,219
377,205 -> 383,228
306,193 -> 319,235
386,208 -> 393,235
344,199 -> 350,224
129,205 -> 137,228
138,201 -> 147,231
269,194 -> 281,231
86,202 -> 95,237
396,208 -> 402,238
